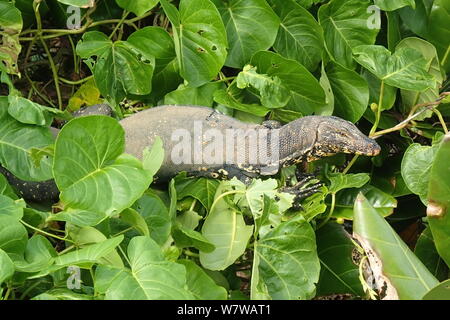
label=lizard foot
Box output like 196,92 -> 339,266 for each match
280,171 -> 323,210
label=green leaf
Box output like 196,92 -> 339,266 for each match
0,249 -> 14,284
53,116 -> 152,221
115,0 -> 159,16
76,31 -> 112,59
361,69 -> 397,111
414,227 -> 449,281
426,133 -> 450,268
353,193 -> 439,299
213,86 -> 269,117
251,51 -> 326,116
161,0 -> 227,87
401,142 -> 439,204
318,0 -> 379,69
396,38 -> 443,118
97,236 -> 194,299
326,62 -> 369,123
422,279 -> 450,300
0,172 -> 18,199
178,259 -> 228,300
0,1 -> 23,74
374,0 -> 415,11
200,182 -> 253,270
174,174 -> 220,210
0,215 -> 27,256
333,185 -> 397,220
8,96 -> 70,126
0,97 -> 54,181
327,172 -> 370,194
254,215 -> 320,300
212,0 -> 279,68
77,32 -> 156,104
31,289 -> 94,300
127,26 -> 182,101
316,222 -> 364,297
0,194 -> 24,219
164,82 -> 223,107
269,0 -> 324,72
120,208 -> 149,236
173,225 -> 216,252
95,41 -> 155,103
55,236 -> 124,267
13,235 -> 57,273
56,0 -> 94,7
236,65 -> 290,109
317,63 -> 334,116
426,0 -> 450,73
353,45 -> 436,91
67,226 -> 124,268
67,79 -> 102,112
142,136 -> 164,180
133,191 -> 172,245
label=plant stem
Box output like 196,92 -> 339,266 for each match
317,192 -> 336,229
109,10 -> 130,40
209,190 -> 246,215
20,220 -> 74,243
183,249 -> 199,258
370,81 -> 384,136
433,109 -> 449,134
59,75 -> 93,85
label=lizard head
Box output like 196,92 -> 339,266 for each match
311,116 -> 381,159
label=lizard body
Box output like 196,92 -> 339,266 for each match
1,105 -> 380,202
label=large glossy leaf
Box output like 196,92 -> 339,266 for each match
414,227 -> 449,281
236,65 -> 290,109
213,85 -> 270,117
115,0 -> 158,16
212,0 -> 279,68
251,51 -> 326,116
133,191 -> 172,245
164,82 -> 223,107
13,235 -> 57,273
97,236 -> 194,299
31,289 -> 94,300
0,97 -> 54,181
269,0 -> 323,72
0,249 -> 14,285
0,1 -> 22,74
0,194 -> 23,219
55,236 -> 123,268
160,0 -> 227,87
174,174 -> 219,210
318,0 -> 379,69
0,215 -> 27,256
426,133 -> 450,268
422,280 -> 450,300
426,0 -> 450,73
326,62 -> 369,123
200,183 -> 253,270
255,215 -> 320,300
0,173 -> 17,199
361,69 -> 397,111
353,194 -> 438,299
127,27 -> 182,101
353,45 -> 436,91
178,259 -> 228,300
374,0 -> 415,11
316,222 -> 364,297
53,116 -> 153,220
396,38 -> 443,118
67,226 -> 124,268
401,142 -> 439,204
77,32 -> 155,104
333,185 -> 397,220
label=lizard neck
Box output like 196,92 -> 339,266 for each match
277,117 -> 319,167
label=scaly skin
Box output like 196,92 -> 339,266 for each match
1,105 -> 380,202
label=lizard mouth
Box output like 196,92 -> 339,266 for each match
358,139 -> 381,156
